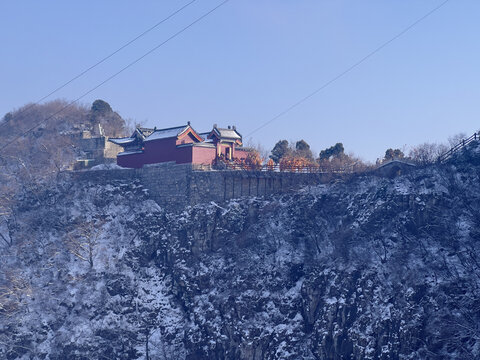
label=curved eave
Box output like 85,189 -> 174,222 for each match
177,143 -> 216,148
118,150 -> 144,156
109,137 -> 136,146
177,126 -> 204,143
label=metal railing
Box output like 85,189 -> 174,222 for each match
437,132 -> 479,163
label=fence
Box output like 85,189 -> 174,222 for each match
215,161 -> 359,174
437,132 -> 479,163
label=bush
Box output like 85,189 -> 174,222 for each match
409,143 -> 448,165
279,155 -> 317,172
244,149 -> 263,170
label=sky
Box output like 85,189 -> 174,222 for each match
1,0 -> 479,161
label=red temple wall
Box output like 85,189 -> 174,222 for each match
235,148 -> 249,161
117,152 -> 144,168
192,146 -> 216,165
175,146 -> 194,164
142,138 -> 178,164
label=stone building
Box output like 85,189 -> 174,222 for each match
73,124 -> 122,169
376,160 -> 416,178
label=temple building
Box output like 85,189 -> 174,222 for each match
73,124 -> 122,169
109,123 -> 249,168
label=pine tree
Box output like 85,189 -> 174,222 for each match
270,140 -> 290,163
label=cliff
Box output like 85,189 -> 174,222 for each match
1,143 -> 479,359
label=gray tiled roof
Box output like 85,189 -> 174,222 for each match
144,125 -> 190,142
213,128 -> 241,140
136,128 -> 155,138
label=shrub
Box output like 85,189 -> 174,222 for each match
409,143 -> 448,165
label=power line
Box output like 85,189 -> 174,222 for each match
0,0 -> 230,154
246,0 -> 450,137
0,0 -> 197,129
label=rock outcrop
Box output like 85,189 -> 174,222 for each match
1,144 -> 480,359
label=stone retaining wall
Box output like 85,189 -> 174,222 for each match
72,163 -> 341,210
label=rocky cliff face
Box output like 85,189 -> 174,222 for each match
1,145 -> 480,359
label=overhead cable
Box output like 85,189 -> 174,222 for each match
246,0 -> 450,137
0,0 -> 230,153
0,0 -> 197,130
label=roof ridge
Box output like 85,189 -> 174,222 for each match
151,124 -> 189,132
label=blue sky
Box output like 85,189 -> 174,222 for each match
1,0 -> 479,161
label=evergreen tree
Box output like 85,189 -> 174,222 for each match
270,140 -> 290,163
295,139 -> 314,160
384,148 -> 404,162
91,99 -> 113,116
319,143 -> 344,161
89,99 -> 127,137
2,112 -> 13,124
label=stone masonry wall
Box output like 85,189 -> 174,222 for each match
71,163 -> 342,211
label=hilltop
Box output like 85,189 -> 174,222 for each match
0,99 -> 128,178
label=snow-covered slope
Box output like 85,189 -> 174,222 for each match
1,145 -> 480,359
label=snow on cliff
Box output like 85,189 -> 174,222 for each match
1,144 -> 480,359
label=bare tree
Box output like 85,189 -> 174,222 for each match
0,271 -> 32,316
244,138 -> 269,162
64,219 -> 104,268
409,142 -> 448,165
38,135 -> 76,175
448,132 -> 467,147
0,160 -> 22,247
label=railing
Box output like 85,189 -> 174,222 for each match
437,132 -> 479,163
215,162 -> 359,174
